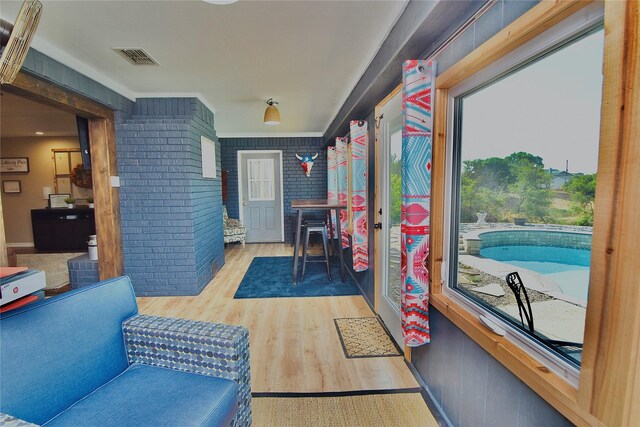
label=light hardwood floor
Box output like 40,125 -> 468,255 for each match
137,243 -> 418,393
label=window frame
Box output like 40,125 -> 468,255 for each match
441,11 -> 604,386
427,1 -> 640,425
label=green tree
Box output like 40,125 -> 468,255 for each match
564,174 -> 596,226
460,152 -> 552,223
509,164 -> 553,222
460,173 -> 506,222
505,152 -> 544,169
463,157 -> 513,191
389,153 -> 402,225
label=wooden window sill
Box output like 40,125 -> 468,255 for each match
429,292 -> 598,426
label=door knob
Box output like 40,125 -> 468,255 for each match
243,199 -> 247,206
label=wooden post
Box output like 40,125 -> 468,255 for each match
579,0 -> 640,424
5,72 -> 122,280
89,118 -> 123,279
0,197 -> 8,267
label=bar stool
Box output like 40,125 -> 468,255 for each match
301,221 -> 332,282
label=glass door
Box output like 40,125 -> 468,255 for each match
375,91 -> 404,346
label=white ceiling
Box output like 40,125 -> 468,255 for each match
0,91 -> 78,137
0,0 -> 408,137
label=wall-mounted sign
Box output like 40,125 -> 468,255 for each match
1,157 -> 29,173
48,194 -> 70,209
2,180 -> 21,194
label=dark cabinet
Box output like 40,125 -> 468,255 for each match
31,208 -> 96,251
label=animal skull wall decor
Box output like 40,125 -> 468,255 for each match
295,153 -> 319,177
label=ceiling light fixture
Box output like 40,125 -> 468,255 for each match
264,98 -> 280,126
35,131 -> 44,135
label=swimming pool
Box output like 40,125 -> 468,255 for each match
480,245 -> 591,302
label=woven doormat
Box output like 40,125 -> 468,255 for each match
252,391 -> 438,427
334,317 -> 401,358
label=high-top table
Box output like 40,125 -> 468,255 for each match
291,199 -> 347,283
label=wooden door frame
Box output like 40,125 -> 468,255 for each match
3,72 -> 123,279
236,150 -> 284,242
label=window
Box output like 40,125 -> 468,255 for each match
443,14 -> 604,382
247,158 -> 275,201
430,1 -> 640,423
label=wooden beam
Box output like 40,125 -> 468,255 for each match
429,87 -> 448,297
0,197 -> 8,267
4,71 -> 122,281
579,0 -> 640,424
89,118 -> 123,279
5,72 -> 114,120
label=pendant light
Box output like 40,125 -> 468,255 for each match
264,98 -> 280,125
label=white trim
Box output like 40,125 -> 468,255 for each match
237,150 -> 285,242
374,90 -> 404,346
28,39 -> 136,101
5,242 -> 35,248
218,132 -> 323,139
441,4 -> 604,388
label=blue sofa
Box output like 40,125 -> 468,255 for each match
0,276 -> 252,426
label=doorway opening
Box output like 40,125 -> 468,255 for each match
374,88 -> 403,346
237,150 -> 284,243
1,72 -> 122,281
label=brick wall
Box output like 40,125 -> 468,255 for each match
68,254 -> 99,289
220,137 -> 327,243
116,98 -> 223,296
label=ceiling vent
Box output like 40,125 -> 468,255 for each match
112,48 -> 158,65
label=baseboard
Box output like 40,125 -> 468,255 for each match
251,388 -> 422,398
403,358 -> 453,427
6,243 -> 35,248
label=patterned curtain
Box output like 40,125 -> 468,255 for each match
401,59 -> 435,347
327,146 -> 338,238
336,137 -> 350,249
349,121 -> 368,272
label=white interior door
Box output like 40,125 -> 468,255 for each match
375,91 -> 404,346
239,151 -> 284,243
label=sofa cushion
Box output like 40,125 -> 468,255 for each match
0,277 -> 138,425
44,364 -> 238,427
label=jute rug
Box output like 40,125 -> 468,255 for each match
16,252 -> 84,290
334,317 -> 401,358
252,392 -> 439,427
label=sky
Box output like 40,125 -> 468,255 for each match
460,29 -> 604,174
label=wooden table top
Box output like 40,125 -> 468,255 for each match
291,199 -> 347,209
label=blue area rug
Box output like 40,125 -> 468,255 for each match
234,256 -> 361,299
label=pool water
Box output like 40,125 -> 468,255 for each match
480,245 -> 591,302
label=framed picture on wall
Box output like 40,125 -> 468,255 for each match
1,157 -> 29,173
2,180 -> 21,194
201,136 -> 217,178
49,193 -> 70,208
